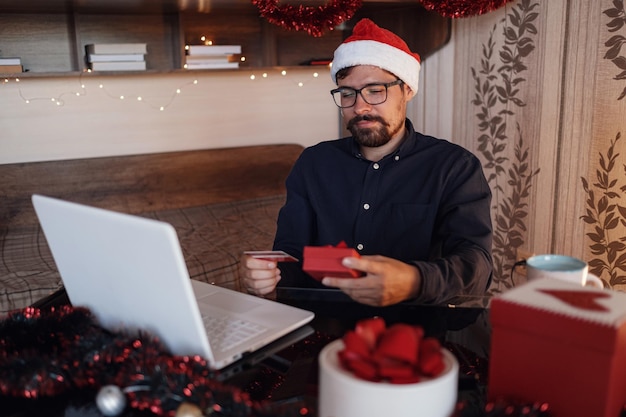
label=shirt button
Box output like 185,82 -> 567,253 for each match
373,163 -> 380,170
394,155 -> 400,161
357,243 -> 364,250
363,203 -> 370,210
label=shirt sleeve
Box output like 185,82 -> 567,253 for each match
273,157 -> 321,288
411,153 -> 493,304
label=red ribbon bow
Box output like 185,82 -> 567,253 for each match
338,317 -> 446,384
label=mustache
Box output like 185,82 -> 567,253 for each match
347,115 -> 388,130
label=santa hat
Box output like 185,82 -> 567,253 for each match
331,18 -> 421,93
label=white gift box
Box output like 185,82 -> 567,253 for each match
318,339 -> 459,417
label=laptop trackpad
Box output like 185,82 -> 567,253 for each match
198,292 -> 263,314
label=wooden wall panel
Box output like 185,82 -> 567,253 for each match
450,0 -> 626,293
76,13 -> 178,71
0,14 -> 73,72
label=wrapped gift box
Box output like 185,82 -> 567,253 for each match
488,278 -> 626,417
318,339 -> 459,417
303,245 -> 364,280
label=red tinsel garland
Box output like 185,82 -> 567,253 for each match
252,0 -> 514,38
0,306 -> 286,417
251,0 -> 363,37
419,0 -> 514,18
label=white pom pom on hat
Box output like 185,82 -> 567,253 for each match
331,18 -> 421,93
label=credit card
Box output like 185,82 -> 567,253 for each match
244,250 -> 299,262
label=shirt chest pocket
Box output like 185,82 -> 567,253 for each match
382,203 -> 437,260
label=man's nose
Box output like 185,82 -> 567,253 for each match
353,92 -> 371,113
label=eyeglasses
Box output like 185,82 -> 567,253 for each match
330,79 -> 404,108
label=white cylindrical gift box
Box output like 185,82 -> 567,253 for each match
318,339 -> 459,417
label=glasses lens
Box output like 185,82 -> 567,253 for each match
362,85 -> 388,105
332,88 -> 356,108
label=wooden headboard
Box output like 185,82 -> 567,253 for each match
0,144 -> 304,227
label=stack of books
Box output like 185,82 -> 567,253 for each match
85,43 -> 147,71
0,57 -> 23,73
184,45 -> 241,70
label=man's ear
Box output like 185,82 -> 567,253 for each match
404,84 -> 416,101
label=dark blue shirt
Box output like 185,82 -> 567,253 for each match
274,119 -> 492,304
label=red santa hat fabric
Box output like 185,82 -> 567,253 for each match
331,18 -> 421,93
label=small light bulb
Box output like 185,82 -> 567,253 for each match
159,106 -> 165,111
176,89 -> 181,94
298,82 -> 303,87
262,73 -> 268,78
313,73 -> 319,78
137,96 -> 142,101
250,75 -> 256,80
119,95 -> 124,100
281,70 -> 287,76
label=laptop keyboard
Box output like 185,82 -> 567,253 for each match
202,314 -> 267,352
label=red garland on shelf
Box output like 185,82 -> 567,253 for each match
419,0 -> 514,18
252,0 -> 514,37
251,0 -> 363,37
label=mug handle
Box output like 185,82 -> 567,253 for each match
585,273 -> 604,289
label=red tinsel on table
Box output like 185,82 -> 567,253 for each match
419,0 -> 514,18
251,0 -> 363,37
2,305 -> 602,417
0,306 -> 299,417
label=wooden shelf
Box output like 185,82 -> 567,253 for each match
0,2 -> 449,76
0,66 -> 332,80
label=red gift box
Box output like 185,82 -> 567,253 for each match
303,243 -> 365,280
488,278 -> 626,417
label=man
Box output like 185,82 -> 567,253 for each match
242,18 -> 492,306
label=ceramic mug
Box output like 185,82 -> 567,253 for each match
525,254 -> 603,288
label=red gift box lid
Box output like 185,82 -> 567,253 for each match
491,278 -> 626,351
302,245 -> 364,279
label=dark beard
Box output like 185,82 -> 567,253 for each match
347,115 -> 391,148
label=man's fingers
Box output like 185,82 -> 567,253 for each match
343,255 -> 386,274
241,254 -> 280,295
244,275 -> 280,294
321,275 -> 370,289
244,256 -> 277,270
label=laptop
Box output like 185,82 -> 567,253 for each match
31,194 -> 314,370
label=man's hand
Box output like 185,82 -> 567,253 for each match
321,255 -> 421,306
240,254 -> 281,296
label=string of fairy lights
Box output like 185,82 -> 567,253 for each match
1,37 -> 328,111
